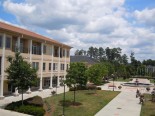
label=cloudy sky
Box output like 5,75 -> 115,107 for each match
0,0 -> 155,61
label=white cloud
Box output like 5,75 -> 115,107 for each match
2,0 -> 155,61
134,8 -> 155,27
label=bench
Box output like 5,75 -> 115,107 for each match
108,84 -> 116,88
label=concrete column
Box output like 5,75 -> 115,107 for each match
17,36 -> 20,52
64,49 -> 67,80
29,40 -> 32,63
50,45 -> 54,89
39,43 -> 43,91
13,87 -> 19,96
57,47 -> 60,87
0,33 -> 6,99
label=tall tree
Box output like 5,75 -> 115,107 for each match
121,54 -> 128,65
5,52 -> 38,105
65,62 -> 87,103
87,46 -> 94,58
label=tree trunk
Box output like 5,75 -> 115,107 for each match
22,87 -> 23,105
74,84 -> 76,104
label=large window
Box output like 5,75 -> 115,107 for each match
53,63 -> 58,71
32,62 -> 39,69
61,64 -> 64,70
32,45 -> 41,55
49,63 -> 51,71
0,57 -> 1,75
43,63 -> 46,71
0,35 -> 2,47
43,45 -> 46,54
66,64 -> 69,70
6,37 -> 11,48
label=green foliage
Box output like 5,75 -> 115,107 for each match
5,96 -> 45,116
86,63 -> 108,85
65,62 -> 87,88
5,52 -> 38,105
5,52 -> 38,90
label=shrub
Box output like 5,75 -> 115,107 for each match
69,87 -> 76,91
5,96 -> 45,116
16,105 -> 45,116
51,90 -> 56,95
97,87 -> 101,90
118,85 -> 122,89
86,84 -> 96,90
146,87 -> 150,91
26,96 -> 44,107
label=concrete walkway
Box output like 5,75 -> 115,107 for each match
95,80 -> 154,116
0,86 -> 69,116
95,91 -> 141,116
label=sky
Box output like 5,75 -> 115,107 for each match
0,0 -> 155,61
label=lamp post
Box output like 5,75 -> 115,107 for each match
62,81 -> 65,116
111,74 -> 114,91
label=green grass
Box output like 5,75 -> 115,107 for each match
115,77 -> 131,82
140,94 -> 155,116
44,90 -> 120,116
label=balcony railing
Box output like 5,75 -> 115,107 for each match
12,45 -> 29,53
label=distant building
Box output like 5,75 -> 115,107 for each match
70,56 -> 98,67
0,21 -> 72,98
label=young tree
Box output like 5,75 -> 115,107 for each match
86,63 -> 108,85
5,52 -> 38,105
65,62 -> 87,103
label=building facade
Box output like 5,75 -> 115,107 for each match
0,22 -> 72,98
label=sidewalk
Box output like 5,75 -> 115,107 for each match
96,81 -> 145,116
95,91 -> 141,116
0,86 -> 69,116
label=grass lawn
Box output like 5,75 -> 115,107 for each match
140,94 -> 155,116
44,90 -> 120,116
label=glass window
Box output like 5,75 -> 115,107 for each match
61,64 -> 64,70
49,63 -> 51,71
32,62 -> 39,69
43,45 -> 46,54
0,35 -> 2,47
53,63 -> 58,71
6,37 -> 11,48
0,57 -> 1,75
67,64 -> 69,70
43,63 -> 46,71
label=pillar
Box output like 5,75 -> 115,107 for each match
17,36 -> 20,52
39,43 -> 43,91
50,45 -> 54,89
57,47 -> 60,87
0,33 -> 6,99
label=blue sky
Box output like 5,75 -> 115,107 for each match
0,0 -> 155,61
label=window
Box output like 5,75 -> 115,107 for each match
6,37 -> 11,48
49,63 -> 51,71
53,63 -> 58,71
60,48 -> 62,58
67,50 -> 70,57
0,57 -> 1,75
67,64 -> 69,70
32,45 -> 41,55
63,50 -> 65,57
43,45 -> 46,54
32,62 -> 39,69
43,63 -> 46,71
61,64 -> 64,70
0,35 -> 2,47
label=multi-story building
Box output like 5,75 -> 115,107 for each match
0,21 -> 72,99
